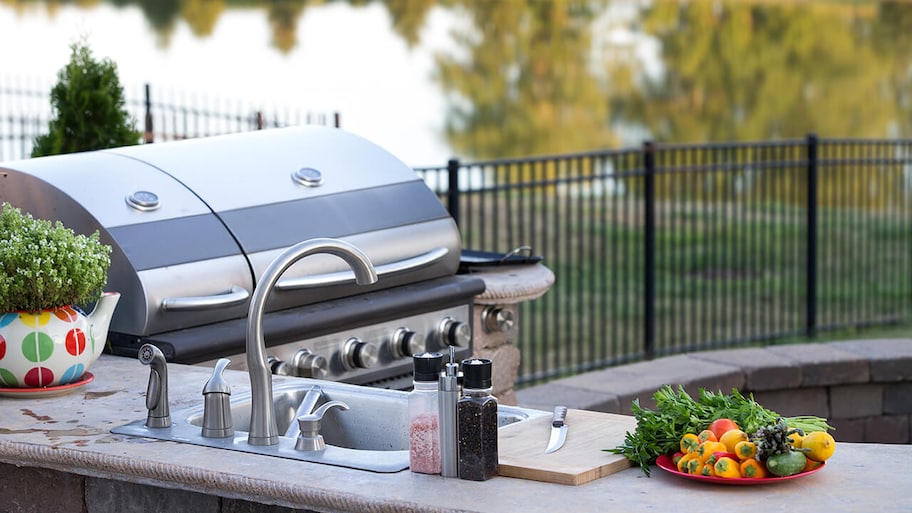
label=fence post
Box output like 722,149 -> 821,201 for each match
143,83 -> 153,144
334,112 -> 341,128
806,133 -> 818,337
447,158 -> 461,226
643,141 -> 656,360
256,111 -> 264,130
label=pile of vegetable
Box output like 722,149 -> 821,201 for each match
672,417 -> 835,479
606,385 -> 834,476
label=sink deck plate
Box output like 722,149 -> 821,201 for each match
112,417 -> 410,473
112,378 -> 547,473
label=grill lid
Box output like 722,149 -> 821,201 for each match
0,126 -> 461,337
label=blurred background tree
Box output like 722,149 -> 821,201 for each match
31,39 -> 141,157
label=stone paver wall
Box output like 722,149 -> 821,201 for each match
516,339 -> 912,444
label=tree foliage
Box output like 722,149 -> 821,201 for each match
31,39 -> 141,158
627,2 -> 903,143
434,0 -> 619,160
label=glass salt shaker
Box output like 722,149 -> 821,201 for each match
409,352 -> 443,474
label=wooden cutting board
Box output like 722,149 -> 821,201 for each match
498,409 -> 637,486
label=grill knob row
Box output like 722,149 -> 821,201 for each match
266,317 -> 471,376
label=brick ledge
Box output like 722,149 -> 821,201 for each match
515,339 -> 912,444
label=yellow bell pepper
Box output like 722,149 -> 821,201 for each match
713,456 -> 742,478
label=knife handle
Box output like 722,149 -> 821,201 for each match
552,406 -> 568,427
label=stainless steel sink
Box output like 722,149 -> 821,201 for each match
112,377 -> 547,473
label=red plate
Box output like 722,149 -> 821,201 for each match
655,454 -> 825,485
0,372 -> 95,398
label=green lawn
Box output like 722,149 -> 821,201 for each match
470,194 -> 912,385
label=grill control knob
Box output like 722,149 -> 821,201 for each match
482,306 -> 515,334
267,355 -> 293,376
390,328 -> 426,359
292,349 -> 328,379
341,337 -> 378,370
438,317 -> 471,348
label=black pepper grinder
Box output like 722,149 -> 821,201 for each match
457,358 -> 498,481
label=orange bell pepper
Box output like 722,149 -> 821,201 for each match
697,429 -> 718,443
739,458 -> 768,478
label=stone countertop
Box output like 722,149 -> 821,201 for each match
463,263 -> 555,305
1,355 -> 910,513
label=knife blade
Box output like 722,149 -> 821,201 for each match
544,406 -> 568,453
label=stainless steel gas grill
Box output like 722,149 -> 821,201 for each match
0,126 -> 482,389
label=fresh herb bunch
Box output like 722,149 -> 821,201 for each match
605,385 -> 832,476
0,202 -> 111,312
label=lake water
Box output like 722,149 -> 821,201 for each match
2,1 -> 911,167
1,1 -> 458,165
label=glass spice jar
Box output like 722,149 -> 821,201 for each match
457,358 -> 498,481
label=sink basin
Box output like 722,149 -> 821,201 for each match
186,382 -> 413,451
112,376 -> 547,473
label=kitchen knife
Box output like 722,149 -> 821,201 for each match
544,406 -> 568,454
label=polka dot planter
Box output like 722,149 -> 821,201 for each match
0,292 -> 119,388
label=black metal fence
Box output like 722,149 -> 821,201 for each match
0,76 -> 339,161
417,135 -> 912,386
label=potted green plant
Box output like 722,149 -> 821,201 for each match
0,202 -> 120,389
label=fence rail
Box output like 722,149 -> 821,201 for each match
417,135 -> 912,386
0,76 -> 339,161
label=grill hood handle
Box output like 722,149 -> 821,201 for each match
158,248 -> 445,310
161,285 -> 251,311
275,247 -> 449,291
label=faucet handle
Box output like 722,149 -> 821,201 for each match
294,400 -> 349,451
203,358 -> 232,395
201,359 -> 234,438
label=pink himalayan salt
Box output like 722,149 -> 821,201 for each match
409,411 -> 440,474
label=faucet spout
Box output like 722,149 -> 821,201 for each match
246,238 -> 377,446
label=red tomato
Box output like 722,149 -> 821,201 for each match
709,418 -> 740,440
